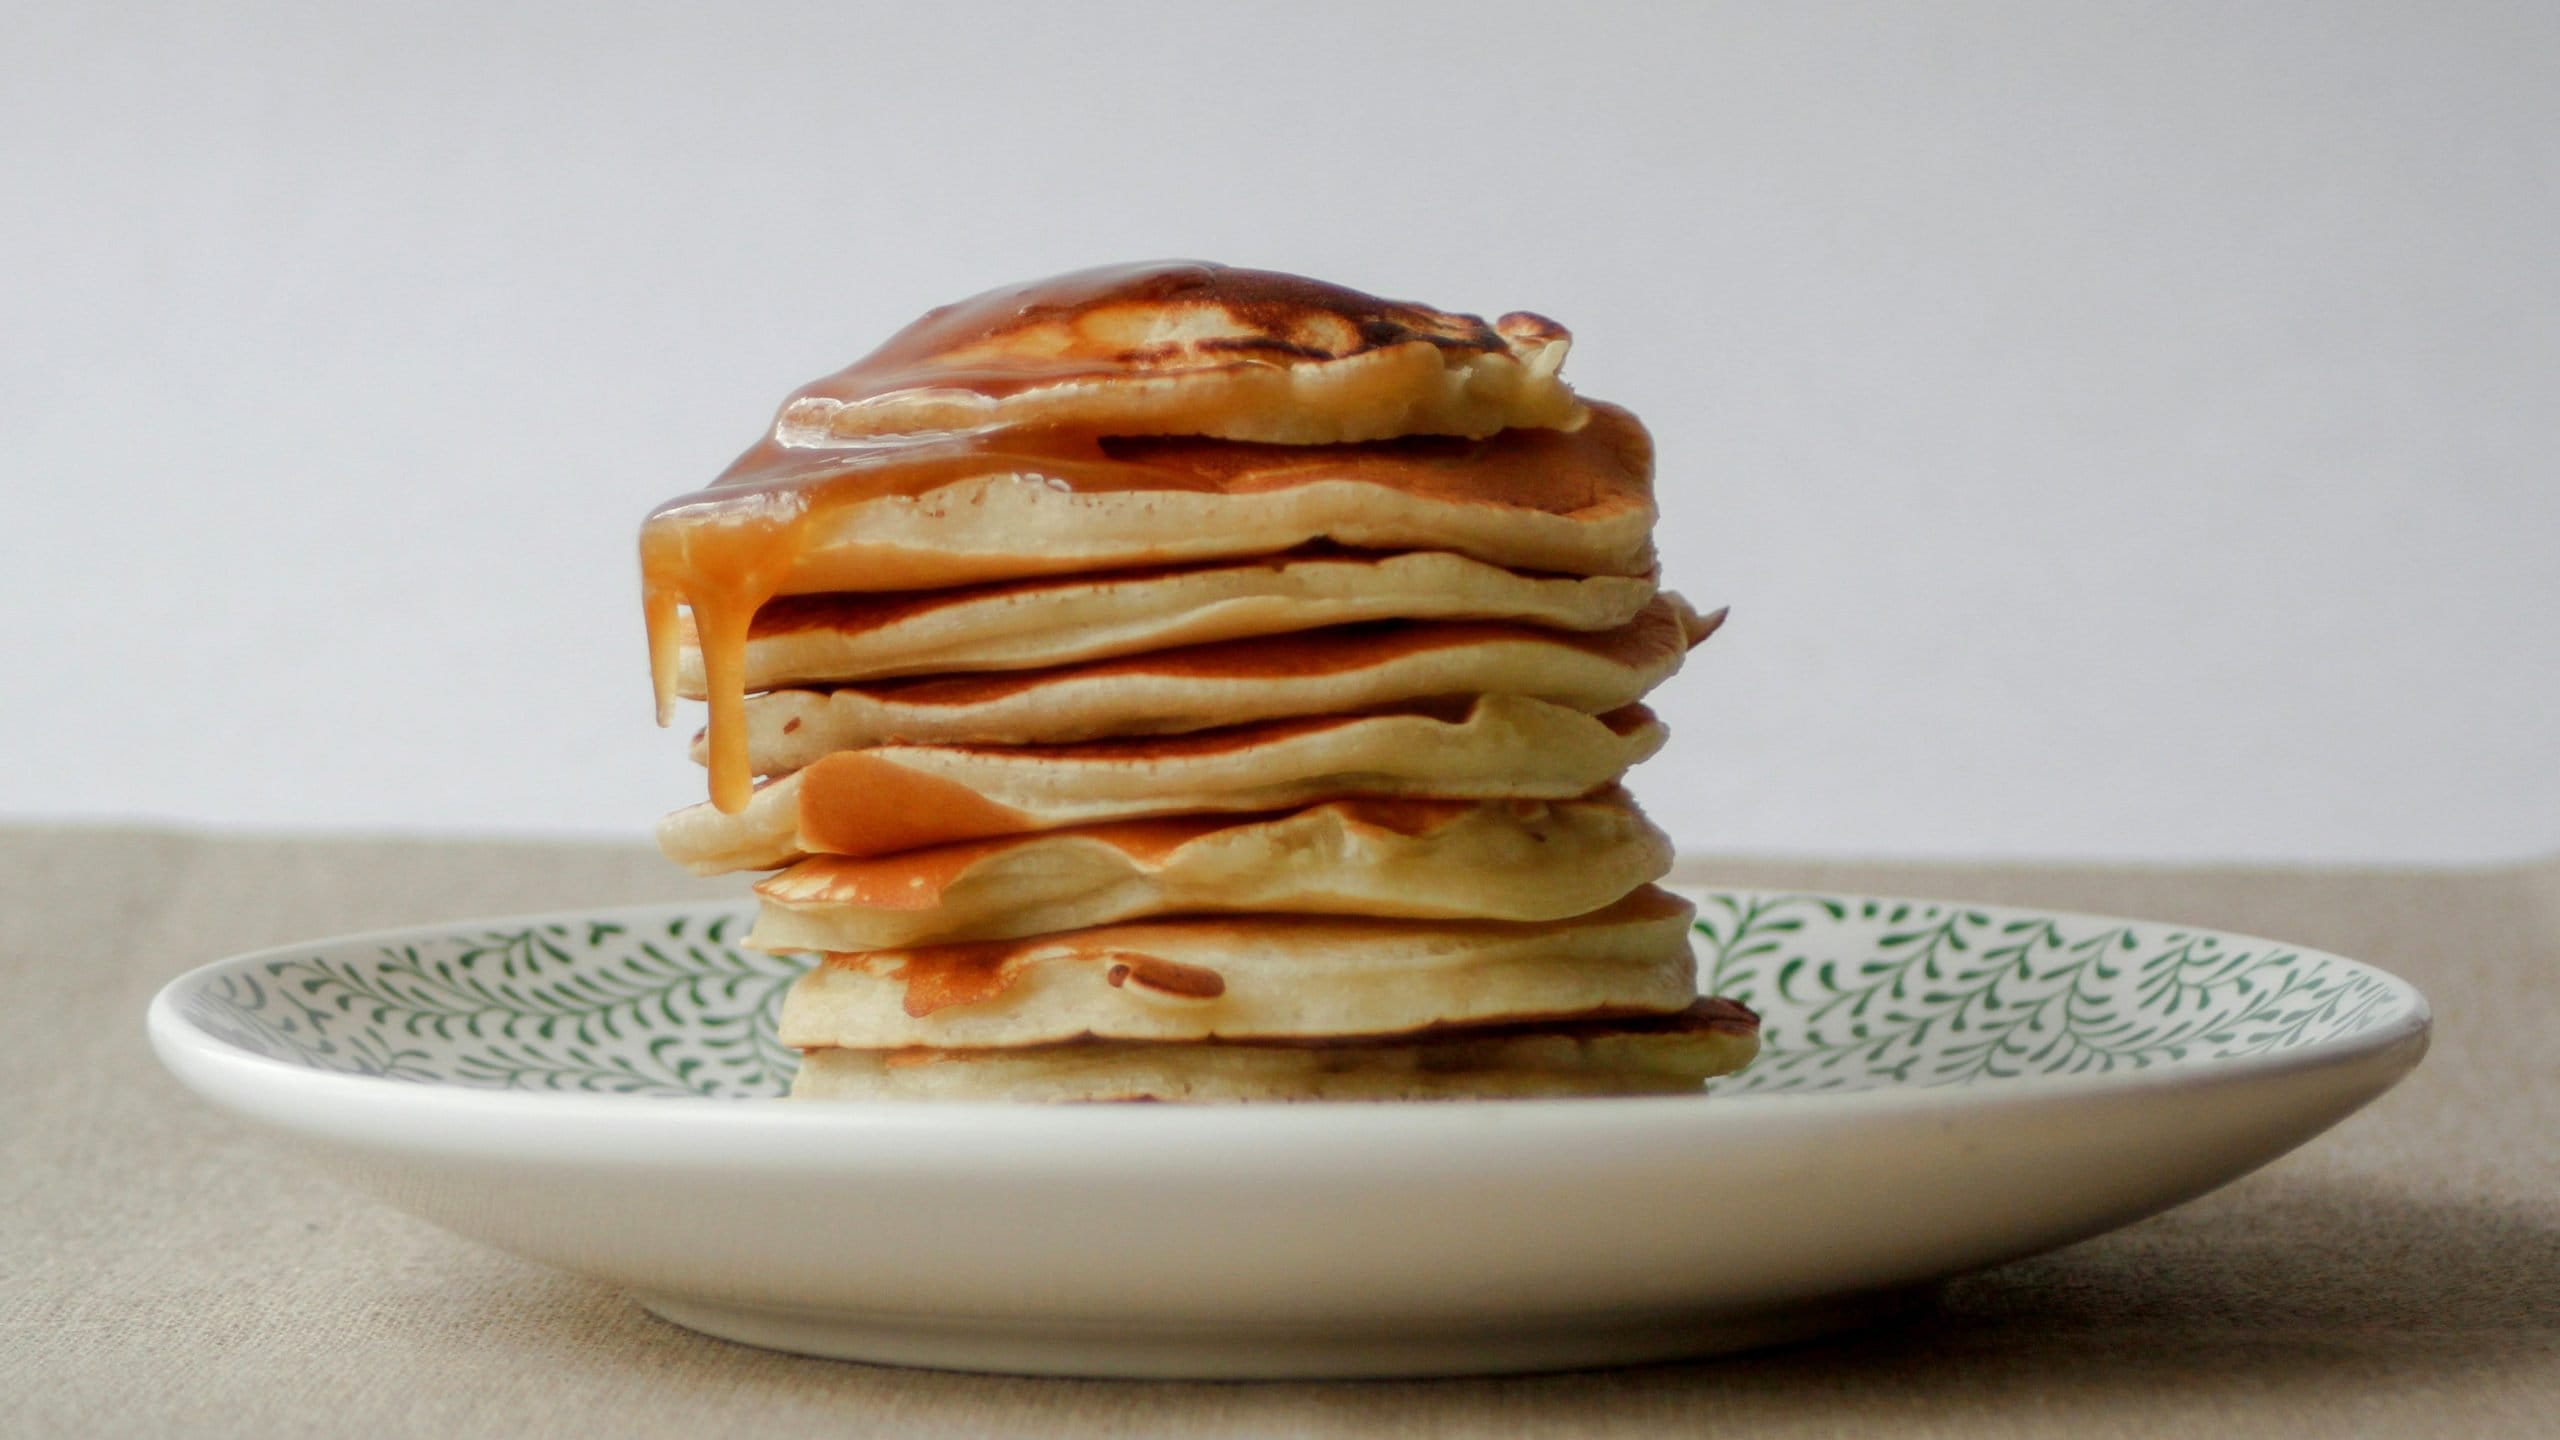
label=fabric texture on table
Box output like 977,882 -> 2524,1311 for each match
2,823 -> 2553,1438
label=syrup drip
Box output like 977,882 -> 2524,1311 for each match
640,432 -> 1185,812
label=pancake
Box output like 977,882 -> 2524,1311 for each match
656,696 -> 1669,874
788,1001 -> 1763,1102
673,551 -> 1657,698
750,793 -> 1673,950
760,261 -> 1584,446
674,402 -> 1655,599
776,885 -> 1699,1050
694,597 -> 1718,773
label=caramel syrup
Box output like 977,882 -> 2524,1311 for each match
641,432 -> 1202,811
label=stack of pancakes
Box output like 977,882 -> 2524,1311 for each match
639,262 -> 1760,1101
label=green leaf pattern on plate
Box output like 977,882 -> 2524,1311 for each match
181,911 -> 806,1097
177,894 -> 2406,1099
1692,894 -> 2405,1094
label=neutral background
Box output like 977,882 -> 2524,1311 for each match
4,1 -> 2553,863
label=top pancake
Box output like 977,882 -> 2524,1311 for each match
760,261 -> 1585,445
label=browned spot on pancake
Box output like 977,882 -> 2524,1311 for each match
833,935 -> 1052,1016
1695,995 -> 1762,1035
1565,599 -> 1687,669
781,716 -> 803,734
1103,956 -> 1226,999
794,752 -> 1034,858
1597,704 -> 1660,737
1496,312 -> 1569,346
884,946 -> 1018,1017
1610,884 -> 1695,924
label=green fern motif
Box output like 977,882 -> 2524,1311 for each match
181,911 -> 806,1098
1694,894 -> 2401,1094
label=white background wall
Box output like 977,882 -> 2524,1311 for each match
4,2 -> 2553,863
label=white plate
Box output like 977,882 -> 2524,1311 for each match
147,887 -> 2427,1378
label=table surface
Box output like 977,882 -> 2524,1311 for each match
5,824 -> 2553,1438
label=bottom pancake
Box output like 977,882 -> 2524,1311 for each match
788,1000 -> 1761,1102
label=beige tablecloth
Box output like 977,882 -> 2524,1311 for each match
3,824 -> 2553,1437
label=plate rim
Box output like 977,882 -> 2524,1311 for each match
146,886 -> 2434,1150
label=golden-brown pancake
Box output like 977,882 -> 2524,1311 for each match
787,1000 -> 1763,1102
694,597 -> 1717,773
749,793 -> 1672,949
672,551 -> 1658,698
761,261 -> 1584,445
776,886 -> 1700,1050
656,696 -> 1668,874
660,402 -> 1655,599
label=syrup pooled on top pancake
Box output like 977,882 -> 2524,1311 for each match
764,259 -> 1585,444
642,262 -> 1613,814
